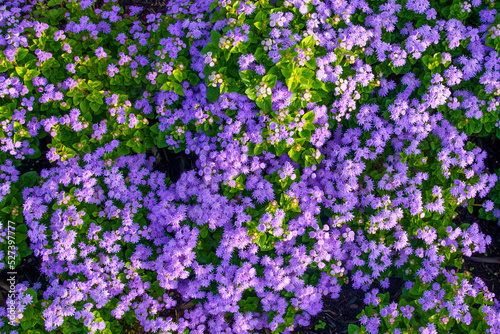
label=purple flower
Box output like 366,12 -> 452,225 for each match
365,316 -> 380,334
34,49 -> 52,62
54,30 -> 66,41
107,64 -> 119,77
62,44 -> 72,53
116,33 -> 127,44
426,8 -> 437,20
95,46 -> 108,59
238,54 -> 255,71
66,63 -> 76,74
419,323 -> 437,334
406,0 -> 430,14
254,64 -> 266,75
483,200 -> 495,212
444,66 -> 463,86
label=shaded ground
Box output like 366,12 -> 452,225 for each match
472,136 -> 500,174
462,135 -> 500,302
16,135 -> 55,175
461,205 -> 500,301
149,146 -> 198,183
0,253 -> 46,306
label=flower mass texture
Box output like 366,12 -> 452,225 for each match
0,0 -> 499,333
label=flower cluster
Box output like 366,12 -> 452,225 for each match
0,160 -> 18,203
255,81 -> 272,99
355,269 -> 500,334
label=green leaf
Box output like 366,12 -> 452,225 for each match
117,145 -> 131,156
245,87 -> 257,100
94,92 -> 103,104
254,144 -> 264,155
207,85 -> 220,103
87,80 -> 103,90
157,135 -> 168,148
299,129 -> 311,141
286,76 -> 300,92
89,102 -> 100,112
15,66 -> 27,77
473,121 -> 482,134
303,122 -> 315,130
201,43 -> 217,56
262,74 -> 277,88
256,234 -> 267,247
24,69 -> 40,82
188,73 -> 200,86
17,224 -> 28,234
16,48 -> 29,62
305,58 -> 316,70
132,143 -> 145,154
275,141 -> 287,156
173,69 -> 183,82
280,66 -> 292,78
73,92 -> 84,106
211,30 -> 221,45
85,92 -> 96,103
80,99 -> 90,113
239,70 -> 254,86
126,138 -> 136,147
173,82 -> 184,96
150,123 -> 160,134
302,110 -> 315,122
156,73 -> 168,86
144,136 -> 155,150
200,227 -> 209,238
300,35 -> 316,49
254,47 -> 266,60
255,98 -> 272,112
297,68 -> 315,80
29,145 -> 42,159
20,171 -> 38,188
23,307 -> 34,321
288,147 -> 301,162
21,319 -> 34,330
254,21 -> 265,30
82,112 -> 92,122
304,155 -> 315,167
209,1 -> 218,10
453,257 -> 463,267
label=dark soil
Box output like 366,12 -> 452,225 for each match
461,135 -> 500,302
149,146 -> 198,183
16,135 -> 55,175
460,205 -> 500,301
0,252 -> 46,307
472,136 -> 500,174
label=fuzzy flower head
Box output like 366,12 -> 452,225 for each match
95,46 -> 108,59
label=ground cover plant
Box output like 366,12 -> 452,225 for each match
0,0 -> 500,333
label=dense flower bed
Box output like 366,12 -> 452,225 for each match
0,0 -> 500,333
